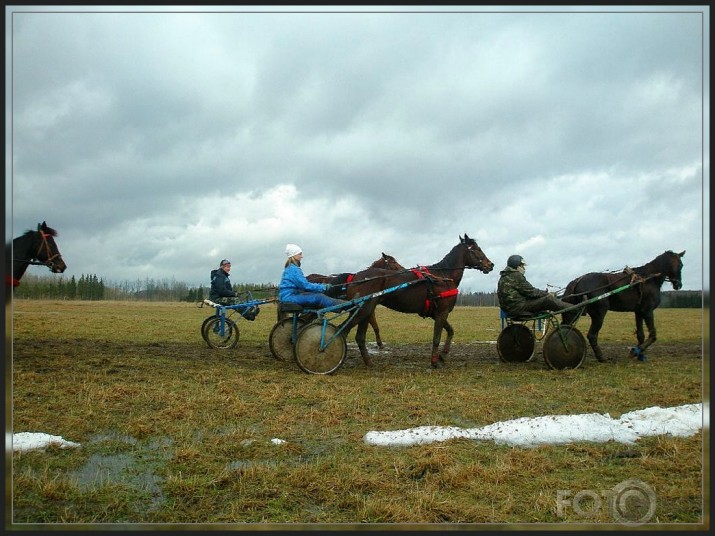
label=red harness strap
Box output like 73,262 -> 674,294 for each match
438,288 -> 459,299
420,284 -> 460,317
6,275 -> 20,287
346,274 -> 354,283
410,268 -> 426,279
410,267 -> 460,315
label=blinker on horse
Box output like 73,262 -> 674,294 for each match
5,221 -> 67,292
561,250 -> 685,362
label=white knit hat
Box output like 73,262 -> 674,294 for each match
285,243 -> 303,257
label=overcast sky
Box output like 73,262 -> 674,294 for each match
6,6 -> 709,293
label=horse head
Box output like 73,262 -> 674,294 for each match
662,250 -> 685,290
37,221 -> 67,274
460,234 -> 494,274
379,252 -> 406,271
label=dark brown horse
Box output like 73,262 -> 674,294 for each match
306,253 -> 405,348
5,222 -> 67,303
341,234 -> 494,368
561,250 -> 685,362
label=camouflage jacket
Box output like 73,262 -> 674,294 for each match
497,266 -> 548,315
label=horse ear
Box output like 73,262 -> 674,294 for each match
679,250 -> 685,257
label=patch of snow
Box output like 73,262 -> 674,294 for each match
364,403 -> 705,448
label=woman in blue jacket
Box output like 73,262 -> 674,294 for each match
279,244 -> 344,309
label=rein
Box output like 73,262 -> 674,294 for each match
562,271 -> 662,300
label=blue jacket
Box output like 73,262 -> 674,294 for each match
279,263 -> 328,301
209,268 -> 237,300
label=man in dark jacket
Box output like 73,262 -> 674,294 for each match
209,259 -> 237,303
497,255 -> 572,318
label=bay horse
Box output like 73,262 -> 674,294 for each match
561,250 -> 685,362
305,253 -> 406,348
340,234 -> 494,368
5,222 -> 67,303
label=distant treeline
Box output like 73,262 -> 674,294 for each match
12,274 -> 707,308
455,290 -> 706,308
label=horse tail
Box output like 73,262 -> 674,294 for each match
561,277 -> 583,304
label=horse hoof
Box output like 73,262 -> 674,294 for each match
629,347 -> 646,361
363,358 -> 374,368
431,356 -> 445,369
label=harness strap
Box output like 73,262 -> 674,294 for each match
438,288 -> 459,299
6,275 -> 20,287
411,268 -> 426,279
420,286 -> 460,317
346,274 -> 354,283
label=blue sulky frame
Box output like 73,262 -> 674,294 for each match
269,278 -> 425,375
200,291 -> 276,349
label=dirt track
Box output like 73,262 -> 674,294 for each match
13,338 -> 703,376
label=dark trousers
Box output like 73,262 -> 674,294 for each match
521,295 -> 571,314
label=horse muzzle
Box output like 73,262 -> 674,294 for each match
671,279 -> 682,291
50,258 -> 67,273
480,261 -> 495,274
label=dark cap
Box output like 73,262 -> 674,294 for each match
220,259 -> 231,266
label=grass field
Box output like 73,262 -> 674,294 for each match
8,300 -> 708,528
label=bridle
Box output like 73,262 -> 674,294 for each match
17,231 -> 63,270
464,243 -> 492,272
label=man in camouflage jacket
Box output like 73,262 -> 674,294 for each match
497,255 -> 572,317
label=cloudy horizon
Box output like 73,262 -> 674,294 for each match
6,6 -> 709,294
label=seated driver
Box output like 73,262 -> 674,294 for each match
497,255 -> 571,318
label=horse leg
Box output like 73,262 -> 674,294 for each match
430,315 -> 452,368
354,317 -> 374,367
586,313 -> 608,362
369,312 -> 384,349
634,313 -> 646,346
630,312 -> 655,361
440,319 -> 454,360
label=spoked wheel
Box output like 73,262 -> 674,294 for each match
542,325 -> 587,370
268,317 -> 306,361
201,315 -> 218,342
293,322 -> 347,375
203,317 -> 239,349
497,324 -> 536,363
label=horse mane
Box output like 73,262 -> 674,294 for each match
631,250 -> 678,276
22,225 -> 58,238
427,243 -> 462,270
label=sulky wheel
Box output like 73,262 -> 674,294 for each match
201,314 -> 218,344
542,325 -> 587,370
269,317 -> 306,361
293,322 -> 347,375
203,317 -> 239,349
497,324 -> 536,363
